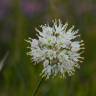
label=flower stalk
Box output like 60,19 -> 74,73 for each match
32,77 -> 45,96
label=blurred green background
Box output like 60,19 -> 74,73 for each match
0,0 -> 96,96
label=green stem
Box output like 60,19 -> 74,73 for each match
32,77 -> 45,96
12,0 -> 24,64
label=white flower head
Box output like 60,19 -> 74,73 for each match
27,19 -> 84,79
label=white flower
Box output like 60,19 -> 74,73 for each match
27,19 -> 84,79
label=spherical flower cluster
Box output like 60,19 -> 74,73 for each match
26,19 -> 84,79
